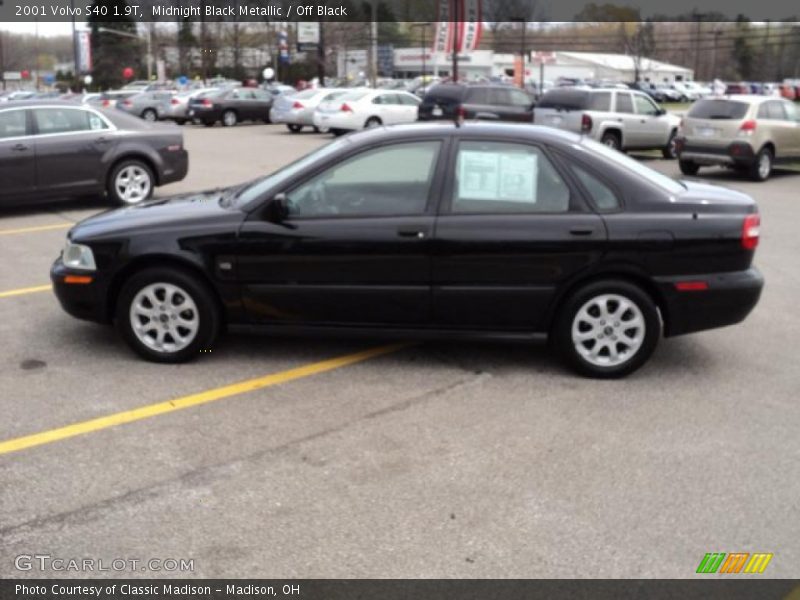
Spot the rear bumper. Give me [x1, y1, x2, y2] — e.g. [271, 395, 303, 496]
[656, 267, 764, 337]
[676, 139, 757, 166]
[159, 149, 189, 185]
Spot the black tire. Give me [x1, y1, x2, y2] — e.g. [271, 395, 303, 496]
[364, 117, 382, 129]
[662, 130, 678, 159]
[221, 110, 238, 127]
[748, 146, 773, 182]
[554, 280, 660, 378]
[331, 128, 346, 137]
[141, 108, 157, 122]
[286, 123, 303, 133]
[679, 159, 700, 176]
[203, 121, 215, 127]
[600, 131, 621, 151]
[107, 159, 155, 207]
[175, 119, 187, 126]
[116, 267, 220, 364]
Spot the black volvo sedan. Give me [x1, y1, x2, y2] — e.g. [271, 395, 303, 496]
[51, 123, 763, 377]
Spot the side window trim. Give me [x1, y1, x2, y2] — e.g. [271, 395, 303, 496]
[282, 138, 449, 220]
[439, 138, 588, 216]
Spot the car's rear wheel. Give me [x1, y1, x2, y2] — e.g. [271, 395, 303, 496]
[679, 159, 700, 176]
[287, 124, 303, 133]
[600, 131, 621, 151]
[554, 280, 660, 378]
[331, 128, 346, 137]
[108, 159, 154, 206]
[222, 110, 238, 127]
[141, 108, 157, 122]
[749, 147, 773, 182]
[116, 267, 220, 363]
[662, 130, 678, 159]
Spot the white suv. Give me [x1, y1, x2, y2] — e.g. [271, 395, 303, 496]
[534, 88, 682, 158]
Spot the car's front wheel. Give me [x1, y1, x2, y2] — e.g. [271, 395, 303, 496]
[287, 124, 303, 133]
[662, 130, 678, 159]
[141, 108, 157, 122]
[108, 159, 154, 206]
[554, 280, 660, 378]
[116, 267, 220, 363]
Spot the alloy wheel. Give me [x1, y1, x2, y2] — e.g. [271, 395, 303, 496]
[571, 293, 646, 368]
[115, 166, 151, 205]
[129, 282, 199, 354]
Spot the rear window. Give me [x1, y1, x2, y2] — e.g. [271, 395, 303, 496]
[537, 89, 589, 110]
[588, 92, 612, 111]
[688, 99, 749, 120]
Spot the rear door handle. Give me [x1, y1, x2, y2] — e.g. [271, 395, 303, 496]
[12, 143, 29, 152]
[95, 136, 110, 144]
[569, 228, 595, 236]
[397, 227, 427, 239]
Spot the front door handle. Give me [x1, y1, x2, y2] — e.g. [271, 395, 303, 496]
[397, 227, 427, 239]
[12, 143, 29, 152]
[569, 228, 595, 236]
[94, 136, 110, 144]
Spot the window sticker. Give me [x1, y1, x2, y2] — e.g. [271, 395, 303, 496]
[458, 150, 538, 203]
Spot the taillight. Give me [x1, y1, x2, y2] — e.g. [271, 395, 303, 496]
[122, 100, 132, 107]
[581, 113, 593, 133]
[742, 213, 760, 250]
[292, 101, 304, 109]
[456, 105, 466, 120]
[738, 119, 757, 136]
[102, 99, 110, 107]
[170, 98, 180, 105]
[202, 98, 213, 107]
[340, 103, 353, 113]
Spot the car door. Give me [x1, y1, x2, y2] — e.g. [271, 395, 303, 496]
[432, 139, 607, 331]
[236, 138, 447, 326]
[32, 107, 114, 196]
[0, 107, 35, 202]
[370, 93, 397, 124]
[613, 91, 643, 148]
[505, 88, 535, 122]
[632, 92, 671, 148]
[250, 89, 273, 121]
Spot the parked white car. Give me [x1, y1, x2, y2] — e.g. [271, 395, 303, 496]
[312, 89, 421, 135]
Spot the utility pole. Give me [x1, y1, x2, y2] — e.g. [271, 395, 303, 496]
[369, 0, 378, 86]
[450, 0, 459, 82]
[317, 22, 325, 82]
[410, 23, 431, 80]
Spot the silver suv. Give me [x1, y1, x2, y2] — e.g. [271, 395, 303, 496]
[534, 88, 682, 158]
[676, 95, 800, 181]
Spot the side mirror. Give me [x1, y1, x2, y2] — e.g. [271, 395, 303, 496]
[264, 193, 289, 223]
[656, 108, 666, 116]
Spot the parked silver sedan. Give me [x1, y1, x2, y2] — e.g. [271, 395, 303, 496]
[116, 91, 176, 122]
[157, 88, 216, 125]
[269, 88, 347, 133]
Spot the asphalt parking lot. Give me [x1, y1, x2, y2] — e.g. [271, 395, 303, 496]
[1, 123, 799, 578]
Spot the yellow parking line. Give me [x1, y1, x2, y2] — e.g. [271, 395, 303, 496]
[0, 223, 71, 236]
[0, 343, 409, 456]
[0, 284, 52, 299]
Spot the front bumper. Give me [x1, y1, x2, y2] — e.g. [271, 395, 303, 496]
[656, 267, 764, 337]
[51, 259, 112, 323]
[676, 139, 757, 167]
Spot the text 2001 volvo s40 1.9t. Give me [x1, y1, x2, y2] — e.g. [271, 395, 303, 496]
[51, 123, 763, 378]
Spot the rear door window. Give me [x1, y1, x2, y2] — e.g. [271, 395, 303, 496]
[615, 93, 634, 114]
[33, 108, 101, 135]
[587, 92, 611, 111]
[570, 165, 621, 211]
[451, 141, 570, 214]
[0, 109, 27, 138]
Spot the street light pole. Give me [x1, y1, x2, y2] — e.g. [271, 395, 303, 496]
[410, 23, 431, 80]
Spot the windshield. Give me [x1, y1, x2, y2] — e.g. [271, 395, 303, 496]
[232, 138, 352, 208]
[577, 138, 686, 194]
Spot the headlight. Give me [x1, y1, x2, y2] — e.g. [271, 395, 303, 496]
[62, 241, 97, 271]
